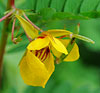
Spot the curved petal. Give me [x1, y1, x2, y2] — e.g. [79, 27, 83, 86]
[20, 50, 51, 88]
[64, 43, 80, 62]
[51, 39, 80, 62]
[43, 53, 55, 76]
[27, 37, 50, 50]
[47, 29, 72, 37]
[49, 37, 68, 55]
[51, 46, 61, 58]
[16, 15, 38, 39]
[51, 39, 70, 58]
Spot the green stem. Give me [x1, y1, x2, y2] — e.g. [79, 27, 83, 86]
[0, 0, 14, 88]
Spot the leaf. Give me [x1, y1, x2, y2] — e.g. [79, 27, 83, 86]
[38, 8, 56, 20]
[31, 0, 100, 20]
[64, 0, 83, 14]
[50, 0, 66, 12]
[52, 12, 89, 20]
[36, 0, 50, 12]
[81, 11, 100, 18]
[80, 0, 100, 12]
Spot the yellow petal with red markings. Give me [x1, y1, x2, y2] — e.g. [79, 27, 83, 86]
[20, 50, 53, 88]
[27, 37, 50, 50]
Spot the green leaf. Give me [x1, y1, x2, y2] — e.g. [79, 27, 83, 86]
[52, 12, 89, 20]
[81, 11, 100, 18]
[15, 0, 100, 20]
[80, 0, 100, 12]
[64, 0, 83, 14]
[50, 0, 66, 12]
[38, 8, 56, 20]
[32, 0, 100, 20]
[36, 0, 50, 12]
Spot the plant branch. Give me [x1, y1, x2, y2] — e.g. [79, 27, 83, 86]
[23, 13, 43, 32]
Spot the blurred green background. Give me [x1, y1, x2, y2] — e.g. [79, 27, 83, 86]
[0, 0, 100, 93]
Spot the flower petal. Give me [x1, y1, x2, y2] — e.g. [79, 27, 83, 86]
[27, 37, 50, 50]
[47, 29, 72, 37]
[20, 50, 51, 88]
[48, 37, 68, 55]
[43, 53, 55, 76]
[16, 15, 38, 39]
[64, 43, 80, 62]
[51, 39, 69, 58]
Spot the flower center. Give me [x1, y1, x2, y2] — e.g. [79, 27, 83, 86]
[35, 47, 50, 62]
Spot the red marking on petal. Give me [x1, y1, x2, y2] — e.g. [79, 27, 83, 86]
[59, 35, 66, 39]
[35, 50, 39, 56]
[41, 47, 50, 62]
[42, 50, 49, 62]
[41, 49, 47, 61]
[38, 48, 44, 58]
[37, 36, 45, 39]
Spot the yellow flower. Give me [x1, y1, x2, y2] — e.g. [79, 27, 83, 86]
[19, 29, 94, 87]
[19, 30, 71, 88]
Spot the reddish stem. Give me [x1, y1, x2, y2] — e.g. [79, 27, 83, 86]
[0, 0, 15, 88]
[0, 11, 13, 22]
[11, 18, 16, 41]
[25, 31, 32, 42]
[23, 13, 43, 32]
[10, 0, 15, 8]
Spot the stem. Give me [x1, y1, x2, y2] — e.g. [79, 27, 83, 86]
[11, 18, 16, 41]
[0, 11, 13, 22]
[0, 0, 15, 88]
[10, 0, 15, 8]
[23, 13, 43, 32]
[25, 31, 32, 42]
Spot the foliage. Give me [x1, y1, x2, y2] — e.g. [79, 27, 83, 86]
[0, 0, 100, 93]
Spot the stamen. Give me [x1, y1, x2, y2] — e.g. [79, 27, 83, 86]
[23, 13, 43, 32]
